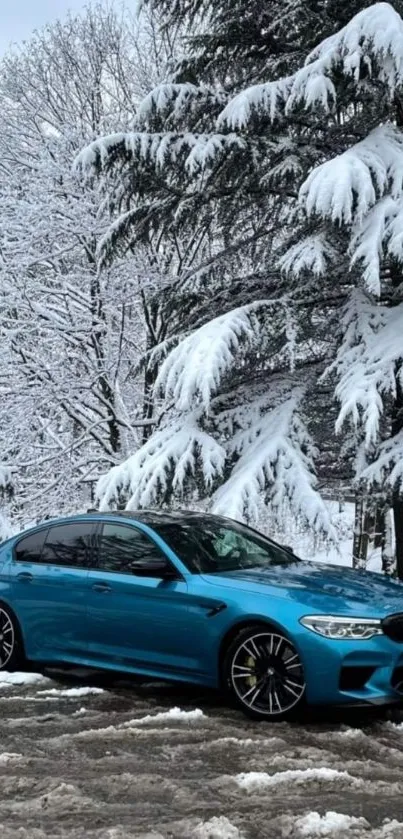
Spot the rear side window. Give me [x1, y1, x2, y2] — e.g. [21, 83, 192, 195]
[15, 529, 48, 563]
[97, 523, 165, 575]
[40, 523, 95, 569]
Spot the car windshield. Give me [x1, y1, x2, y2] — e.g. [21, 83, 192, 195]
[156, 519, 300, 574]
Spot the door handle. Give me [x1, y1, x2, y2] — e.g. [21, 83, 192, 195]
[92, 582, 111, 593]
[16, 572, 33, 583]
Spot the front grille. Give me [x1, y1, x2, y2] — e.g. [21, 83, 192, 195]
[382, 614, 403, 643]
[339, 666, 375, 691]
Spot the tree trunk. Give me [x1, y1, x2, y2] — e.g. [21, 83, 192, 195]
[141, 298, 164, 445]
[374, 505, 385, 549]
[90, 270, 121, 457]
[391, 96, 403, 577]
[352, 493, 370, 569]
[382, 508, 396, 576]
[142, 356, 158, 444]
[392, 361, 403, 579]
[359, 506, 371, 569]
[393, 496, 403, 579]
[352, 493, 363, 568]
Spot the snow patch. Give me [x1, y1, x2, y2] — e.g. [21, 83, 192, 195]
[0, 695, 60, 702]
[0, 671, 49, 690]
[72, 707, 88, 716]
[236, 767, 357, 792]
[335, 728, 367, 740]
[191, 816, 244, 838]
[63, 707, 206, 742]
[37, 687, 105, 698]
[207, 736, 285, 750]
[295, 811, 369, 836]
[0, 753, 24, 765]
[123, 707, 205, 725]
[385, 721, 403, 732]
[380, 823, 403, 836]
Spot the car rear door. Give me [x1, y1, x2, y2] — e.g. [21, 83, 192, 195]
[86, 521, 202, 677]
[10, 521, 96, 661]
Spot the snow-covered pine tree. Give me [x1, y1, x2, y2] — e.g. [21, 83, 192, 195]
[77, 0, 357, 538]
[214, 1, 403, 571]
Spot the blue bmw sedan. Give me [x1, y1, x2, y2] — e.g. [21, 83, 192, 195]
[1, 510, 403, 719]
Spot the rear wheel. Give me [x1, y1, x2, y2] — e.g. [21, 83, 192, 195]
[223, 624, 306, 720]
[0, 604, 25, 671]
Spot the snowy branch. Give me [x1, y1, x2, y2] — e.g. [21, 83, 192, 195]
[278, 233, 338, 277]
[299, 125, 403, 227]
[327, 291, 402, 447]
[74, 131, 246, 176]
[219, 3, 403, 128]
[96, 411, 226, 510]
[136, 82, 227, 125]
[155, 303, 272, 411]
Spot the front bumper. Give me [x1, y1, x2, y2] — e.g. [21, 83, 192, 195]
[296, 625, 403, 707]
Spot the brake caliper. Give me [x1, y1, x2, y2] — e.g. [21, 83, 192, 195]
[245, 654, 257, 687]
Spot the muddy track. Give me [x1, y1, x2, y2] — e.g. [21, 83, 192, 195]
[1, 668, 403, 838]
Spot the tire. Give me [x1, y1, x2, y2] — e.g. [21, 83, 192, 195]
[223, 623, 306, 721]
[0, 603, 25, 672]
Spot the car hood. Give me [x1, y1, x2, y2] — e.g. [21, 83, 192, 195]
[200, 561, 403, 616]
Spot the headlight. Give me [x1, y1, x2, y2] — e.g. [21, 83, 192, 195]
[300, 615, 383, 640]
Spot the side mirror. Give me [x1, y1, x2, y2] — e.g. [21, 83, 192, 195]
[131, 557, 178, 579]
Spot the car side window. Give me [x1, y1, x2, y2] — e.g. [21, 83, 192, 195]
[40, 523, 95, 569]
[97, 523, 167, 576]
[14, 529, 49, 563]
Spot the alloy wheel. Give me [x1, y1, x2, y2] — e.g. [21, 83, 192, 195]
[0, 608, 15, 669]
[230, 631, 305, 716]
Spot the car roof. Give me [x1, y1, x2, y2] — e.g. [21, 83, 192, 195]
[85, 510, 226, 526]
[16, 510, 229, 538]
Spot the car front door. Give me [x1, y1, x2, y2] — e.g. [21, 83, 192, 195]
[10, 522, 96, 661]
[86, 521, 202, 678]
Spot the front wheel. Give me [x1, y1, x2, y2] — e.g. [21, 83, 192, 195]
[223, 625, 306, 720]
[0, 604, 25, 671]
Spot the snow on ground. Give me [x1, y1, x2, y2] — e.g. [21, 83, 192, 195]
[1, 666, 403, 838]
[295, 810, 369, 836]
[191, 816, 244, 838]
[38, 686, 105, 698]
[122, 707, 205, 725]
[292, 815, 403, 837]
[0, 670, 50, 689]
[235, 767, 358, 792]
[0, 753, 25, 765]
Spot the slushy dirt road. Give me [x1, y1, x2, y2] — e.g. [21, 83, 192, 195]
[1, 668, 403, 839]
